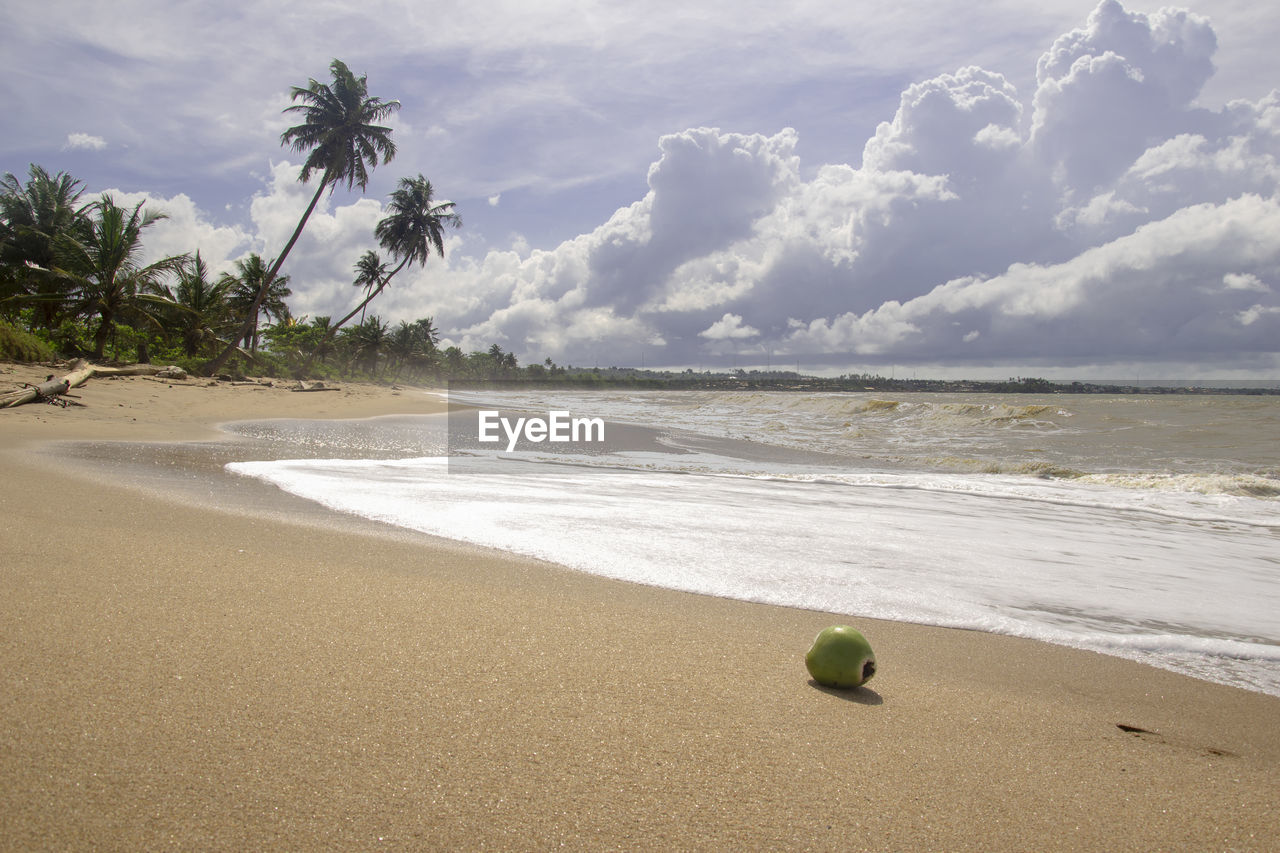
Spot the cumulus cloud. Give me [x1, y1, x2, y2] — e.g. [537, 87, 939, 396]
[700, 313, 759, 341]
[393, 0, 1277, 372]
[64, 133, 106, 151]
[784, 194, 1280, 361]
[1030, 0, 1219, 195]
[96, 188, 250, 269]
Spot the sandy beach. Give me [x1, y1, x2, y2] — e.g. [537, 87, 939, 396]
[2, 362, 1278, 851]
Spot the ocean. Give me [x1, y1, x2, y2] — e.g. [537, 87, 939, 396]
[225, 388, 1280, 697]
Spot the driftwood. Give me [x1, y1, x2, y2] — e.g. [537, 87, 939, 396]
[0, 360, 188, 409]
[292, 380, 340, 393]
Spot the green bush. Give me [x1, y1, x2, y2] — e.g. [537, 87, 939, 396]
[0, 321, 56, 362]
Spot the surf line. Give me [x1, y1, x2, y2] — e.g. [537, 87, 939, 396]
[476, 410, 605, 452]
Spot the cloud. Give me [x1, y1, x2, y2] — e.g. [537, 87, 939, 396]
[784, 194, 1280, 362]
[395, 0, 1279, 371]
[95, 188, 250, 269]
[699, 313, 759, 340]
[1223, 272, 1270, 293]
[1029, 0, 1218, 195]
[64, 133, 106, 151]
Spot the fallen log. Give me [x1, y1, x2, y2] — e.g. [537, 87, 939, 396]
[0, 360, 186, 409]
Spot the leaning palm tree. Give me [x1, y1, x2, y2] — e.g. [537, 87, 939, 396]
[351, 249, 390, 324]
[331, 174, 460, 336]
[202, 58, 399, 375]
[306, 175, 459, 365]
[55, 195, 186, 359]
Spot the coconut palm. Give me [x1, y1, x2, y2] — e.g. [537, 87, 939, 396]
[0, 165, 93, 325]
[154, 252, 233, 357]
[223, 253, 291, 353]
[344, 314, 389, 375]
[203, 58, 399, 375]
[308, 174, 459, 364]
[55, 194, 186, 359]
[442, 345, 465, 376]
[387, 316, 440, 379]
[351, 249, 390, 324]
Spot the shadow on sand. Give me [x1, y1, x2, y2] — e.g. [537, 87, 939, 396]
[808, 680, 884, 705]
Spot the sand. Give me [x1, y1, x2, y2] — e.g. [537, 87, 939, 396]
[2, 361, 1278, 851]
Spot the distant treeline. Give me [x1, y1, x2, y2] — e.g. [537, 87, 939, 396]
[451, 370, 1280, 395]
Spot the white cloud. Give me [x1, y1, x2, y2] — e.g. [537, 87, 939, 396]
[1030, 0, 1218, 195]
[1237, 304, 1280, 326]
[403, 1, 1280, 370]
[1224, 272, 1269, 293]
[784, 194, 1280, 361]
[699, 313, 760, 340]
[95, 188, 250, 270]
[64, 133, 106, 151]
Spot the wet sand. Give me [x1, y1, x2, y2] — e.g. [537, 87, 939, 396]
[2, 362, 1278, 850]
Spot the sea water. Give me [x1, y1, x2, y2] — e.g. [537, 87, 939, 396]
[225, 389, 1280, 696]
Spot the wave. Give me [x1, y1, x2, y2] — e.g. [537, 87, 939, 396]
[912, 456, 1280, 498]
[667, 391, 1062, 427]
[1080, 471, 1280, 499]
[448, 387, 1279, 502]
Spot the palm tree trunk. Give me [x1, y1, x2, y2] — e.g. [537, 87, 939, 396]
[201, 178, 329, 375]
[92, 312, 113, 360]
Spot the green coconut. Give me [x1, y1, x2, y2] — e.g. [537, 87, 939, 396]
[805, 625, 877, 688]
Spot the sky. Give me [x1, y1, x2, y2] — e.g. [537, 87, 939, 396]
[3, 0, 1279, 378]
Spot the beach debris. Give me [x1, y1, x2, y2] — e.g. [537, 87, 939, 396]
[292, 380, 340, 392]
[805, 625, 877, 689]
[0, 359, 186, 409]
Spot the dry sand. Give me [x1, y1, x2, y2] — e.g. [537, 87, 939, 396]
[2, 361, 1278, 851]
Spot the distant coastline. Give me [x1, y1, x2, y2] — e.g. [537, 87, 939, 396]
[451, 371, 1280, 395]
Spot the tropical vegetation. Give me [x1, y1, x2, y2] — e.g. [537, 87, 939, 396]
[0, 59, 538, 384]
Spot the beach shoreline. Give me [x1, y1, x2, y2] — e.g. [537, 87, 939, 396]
[2, 362, 1279, 850]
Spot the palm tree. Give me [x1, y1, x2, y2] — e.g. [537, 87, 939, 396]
[413, 316, 440, 350]
[55, 195, 186, 359]
[202, 58, 399, 375]
[344, 315, 389, 375]
[442, 345, 465, 377]
[0, 165, 93, 326]
[307, 315, 336, 365]
[387, 316, 440, 379]
[351, 250, 390, 324]
[307, 174, 459, 366]
[155, 252, 232, 357]
[223, 253, 291, 353]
